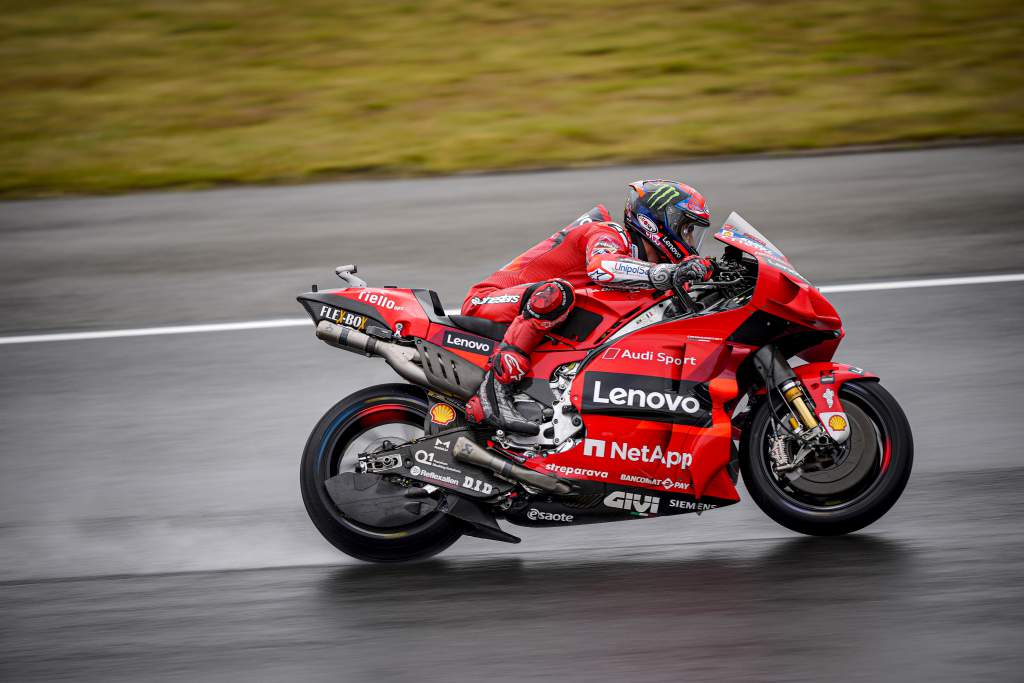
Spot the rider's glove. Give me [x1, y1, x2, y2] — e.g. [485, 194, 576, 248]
[648, 256, 714, 291]
[677, 256, 714, 284]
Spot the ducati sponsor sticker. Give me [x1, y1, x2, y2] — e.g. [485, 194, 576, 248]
[820, 411, 851, 443]
[668, 498, 717, 512]
[822, 388, 835, 408]
[414, 448, 458, 473]
[429, 403, 457, 426]
[603, 490, 660, 515]
[583, 438, 692, 470]
[462, 475, 494, 495]
[619, 473, 691, 490]
[581, 371, 712, 427]
[600, 347, 696, 368]
[828, 414, 847, 431]
[607, 260, 649, 278]
[527, 508, 574, 523]
[442, 330, 494, 356]
[409, 464, 460, 487]
[318, 305, 367, 330]
[544, 463, 609, 479]
[356, 290, 402, 310]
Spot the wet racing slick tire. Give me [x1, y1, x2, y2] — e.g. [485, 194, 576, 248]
[300, 384, 463, 562]
[741, 380, 913, 536]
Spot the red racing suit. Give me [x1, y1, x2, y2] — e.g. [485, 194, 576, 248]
[462, 204, 657, 323]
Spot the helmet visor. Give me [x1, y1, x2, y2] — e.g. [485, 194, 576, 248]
[678, 222, 709, 252]
[665, 203, 710, 253]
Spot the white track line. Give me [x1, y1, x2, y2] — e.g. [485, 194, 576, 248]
[819, 272, 1024, 293]
[1, 272, 1022, 346]
[0, 319, 307, 345]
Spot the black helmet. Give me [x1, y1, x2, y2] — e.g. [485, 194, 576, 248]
[623, 180, 711, 262]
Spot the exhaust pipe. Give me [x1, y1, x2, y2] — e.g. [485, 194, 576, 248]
[316, 320, 428, 388]
[454, 437, 572, 494]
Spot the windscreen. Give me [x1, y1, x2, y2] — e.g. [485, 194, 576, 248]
[714, 212, 808, 283]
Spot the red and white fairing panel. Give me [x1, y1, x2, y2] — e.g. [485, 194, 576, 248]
[524, 326, 743, 505]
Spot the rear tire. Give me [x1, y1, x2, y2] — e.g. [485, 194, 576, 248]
[740, 380, 913, 536]
[300, 384, 463, 562]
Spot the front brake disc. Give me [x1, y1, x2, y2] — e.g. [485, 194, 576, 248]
[788, 402, 877, 497]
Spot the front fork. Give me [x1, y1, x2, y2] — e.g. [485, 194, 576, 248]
[752, 345, 839, 474]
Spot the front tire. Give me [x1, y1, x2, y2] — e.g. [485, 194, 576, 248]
[300, 384, 463, 562]
[741, 380, 913, 536]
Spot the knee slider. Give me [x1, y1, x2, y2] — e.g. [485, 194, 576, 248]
[522, 279, 574, 324]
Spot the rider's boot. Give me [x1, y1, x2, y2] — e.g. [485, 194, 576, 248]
[467, 364, 539, 436]
[466, 280, 575, 436]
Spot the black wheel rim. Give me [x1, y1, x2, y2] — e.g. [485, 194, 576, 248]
[315, 397, 441, 538]
[757, 388, 893, 512]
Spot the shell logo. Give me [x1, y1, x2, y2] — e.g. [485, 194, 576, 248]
[828, 415, 848, 432]
[430, 403, 456, 426]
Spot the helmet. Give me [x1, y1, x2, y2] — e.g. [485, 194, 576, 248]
[623, 180, 711, 262]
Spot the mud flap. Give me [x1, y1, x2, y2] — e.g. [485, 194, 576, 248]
[325, 472, 439, 528]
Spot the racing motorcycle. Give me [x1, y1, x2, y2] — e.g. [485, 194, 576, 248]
[297, 213, 913, 562]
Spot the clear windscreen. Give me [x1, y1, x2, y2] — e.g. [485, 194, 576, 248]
[716, 213, 784, 257]
[714, 212, 808, 282]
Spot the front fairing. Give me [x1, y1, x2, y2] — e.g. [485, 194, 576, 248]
[716, 213, 842, 334]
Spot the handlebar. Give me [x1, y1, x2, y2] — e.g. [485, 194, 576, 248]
[687, 276, 746, 291]
[670, 278, 699, 315]
[671, 274, 752, 314]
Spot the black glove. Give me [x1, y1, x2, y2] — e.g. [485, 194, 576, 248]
[648, 257, 714, 291]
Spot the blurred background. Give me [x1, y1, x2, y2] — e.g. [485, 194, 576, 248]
[1, 1, 1023, 681]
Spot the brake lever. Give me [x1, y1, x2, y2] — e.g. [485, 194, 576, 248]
[671, 279, 699, 314]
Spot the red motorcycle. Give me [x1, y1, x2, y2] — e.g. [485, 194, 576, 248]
[298, 213, 913, 562]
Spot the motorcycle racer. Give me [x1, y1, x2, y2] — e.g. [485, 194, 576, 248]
[463, 180, 715, 435]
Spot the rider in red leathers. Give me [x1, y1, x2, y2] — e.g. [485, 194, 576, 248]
[464, 180, 716, 435]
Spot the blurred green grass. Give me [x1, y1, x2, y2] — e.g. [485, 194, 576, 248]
[1, 0, 1022, 196]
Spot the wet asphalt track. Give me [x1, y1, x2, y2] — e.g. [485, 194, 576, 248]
[2, 144, 1024, 681]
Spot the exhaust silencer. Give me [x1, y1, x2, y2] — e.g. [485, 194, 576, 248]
[316, 320, 428, 388]
[454, 437, 572, 494]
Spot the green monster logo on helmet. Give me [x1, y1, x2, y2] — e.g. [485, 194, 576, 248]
[646, 184, 681, 210]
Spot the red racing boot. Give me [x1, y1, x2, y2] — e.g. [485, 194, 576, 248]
[466, 280, 575, 436]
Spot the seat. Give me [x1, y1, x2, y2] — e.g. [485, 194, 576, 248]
[448, 315, 509, 341]
[411, 289, 509, 341]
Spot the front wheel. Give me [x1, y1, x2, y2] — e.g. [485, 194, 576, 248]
[740, 380, 913, 536]
[300, 383, 463, 562]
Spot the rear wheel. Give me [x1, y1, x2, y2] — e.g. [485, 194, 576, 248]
[740, 380, 913, 536]
[300, 384, 463, 562]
